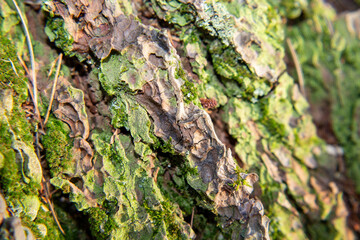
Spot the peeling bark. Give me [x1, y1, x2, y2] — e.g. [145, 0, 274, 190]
[1, 0, 359, 239]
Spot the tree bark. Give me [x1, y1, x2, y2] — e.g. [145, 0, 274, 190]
[0, 0, 359, 239]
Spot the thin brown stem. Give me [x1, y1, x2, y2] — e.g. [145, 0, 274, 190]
[18, 54, 42, 128]
[47, 55, 60, 78]
[42, 176, 66, 235]
[190, 207, 195, 228]
[44, 54, 63, 125]
[286, 38, 305, 96]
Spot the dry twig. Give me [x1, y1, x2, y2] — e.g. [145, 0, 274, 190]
[16, 53, 29, 73]
[47, 55, 60, 78]
[41, 176, 66, 235]
[286, 38, 305, 96]
[190, 207, 195, 228]
[44, 54, 63, 125]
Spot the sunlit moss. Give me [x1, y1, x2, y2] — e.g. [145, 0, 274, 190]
[0, 30, 63, 239]
[87, 207, 117, 240]
[41, 116, 73, 177]
[44, 17, 74, 57]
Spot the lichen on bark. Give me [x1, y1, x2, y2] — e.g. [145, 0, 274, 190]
[42, 0, 271, 238]
[1, 0, 359, 239]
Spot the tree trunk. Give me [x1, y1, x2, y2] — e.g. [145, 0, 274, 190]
[0, 0, 359, 239]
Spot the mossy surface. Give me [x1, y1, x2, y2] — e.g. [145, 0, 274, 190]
[86, 207, 117, 240]
[5, 0, 356, 239]
[0, 31, 65, 239]
[44, 17, 74, 57]
[109, 91, 153, 144]
[88, 131, 194, 239]
[288, 9, 360, 193]
[181, 78, 198, 104]
[80, 45, 212, 238]
[150, 0, 353, 239]
[0, 0, 28, 56]
[42, 116, 74, 177]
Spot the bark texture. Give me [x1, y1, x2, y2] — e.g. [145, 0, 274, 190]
[0, 0, 359, 239]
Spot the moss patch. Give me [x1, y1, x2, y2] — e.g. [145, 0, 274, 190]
[41, 116, 74, 177]
[0, 30, 63, 239]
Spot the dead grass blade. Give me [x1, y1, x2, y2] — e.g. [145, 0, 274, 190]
[42, 176, 66, 235]
[190, 207, 195, 228]
[1, 58, 19, 76]
[44, 53, 63, 125]
[47, 55, 60, 78]
[286, 38, 305, 96]
[17, 54, 43, 128]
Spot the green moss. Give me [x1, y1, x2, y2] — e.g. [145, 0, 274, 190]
[0, 33, 28, 102]
[287, 8, 360, 192]
[150, 0, 195, 27]
[0, 30, 64, 240]
[41, 116, 73, 177]
[41, 0, 355, 238]
[267, 0, 310, 19]
[307, 221, 337, 240]
[258, 96, 289, 140]
[87, 130, 195, 239]
[0, 145, 38, 203]
[53, 205, 88, 240]
[44, 17, 74, 57]
[267, 211, 286, 240]
[21, 206, 67, 240]
[174, 66, 199, 104]
[191, 214, 220, 240]
[0, 31, 39, 197]
[110, 92, 153, 144]
[110, 97, 129, 129]
[258, 167, 281, 206]
[181, 79, 198, 104]
[180, 29, 209, 80]
[209, 40, 254, 82]
[144, 200, 182, 239]
[152, 137, 176, 155]
[230, 166, 251, 191]
[0, 0, 28, 56]
[259, 116, 286, 140]
[87, 207, 117, 240]
[266, 202, 306, 239]
[151, 141, 215, 235]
